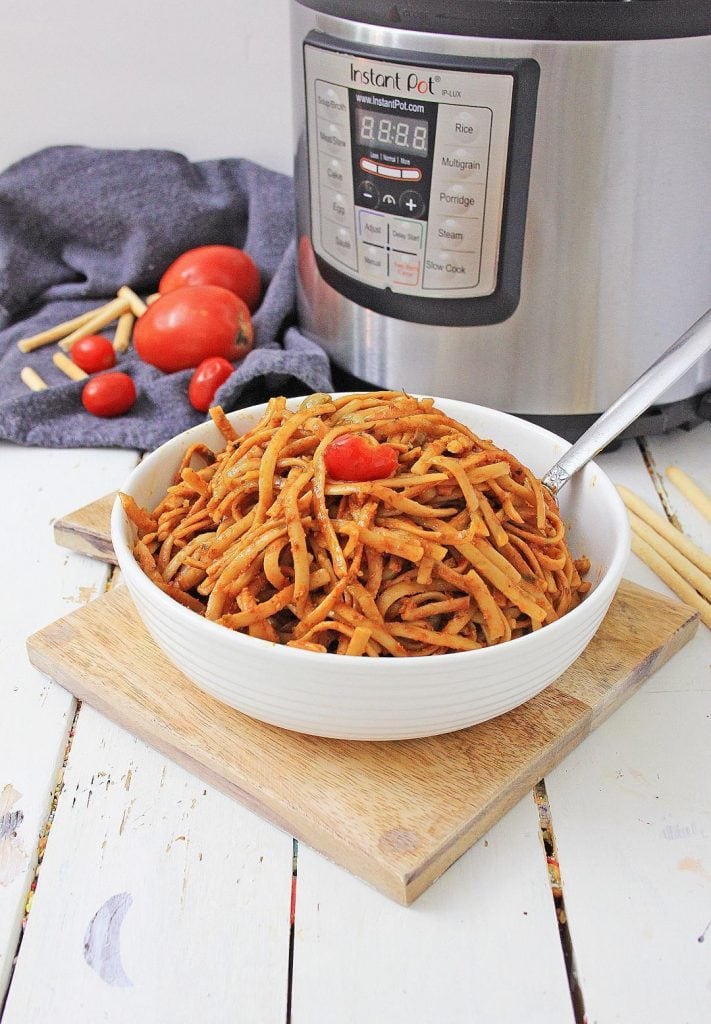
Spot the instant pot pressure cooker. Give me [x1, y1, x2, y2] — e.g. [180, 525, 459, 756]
[291, 1, 711, 438]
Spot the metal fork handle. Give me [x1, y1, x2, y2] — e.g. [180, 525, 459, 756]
[541, 308, 711, 496]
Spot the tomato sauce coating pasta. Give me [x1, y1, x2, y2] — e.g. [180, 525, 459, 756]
[121, 392, 590, 656]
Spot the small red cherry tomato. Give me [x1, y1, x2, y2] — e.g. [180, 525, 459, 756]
[71, 334, 116, 374]
[81, 372, 136, 418]
[324, 433, 399, 481]
[134, 285, 253, 373]
[188, 356, 234, 412]
[159, 245, 262, 311]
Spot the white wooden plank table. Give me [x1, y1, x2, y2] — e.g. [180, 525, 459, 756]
[0, 425, 709, 1024]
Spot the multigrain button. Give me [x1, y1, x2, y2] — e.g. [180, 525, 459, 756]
[358, 210, 387, 244]
[390, 252, 420, 287]
[423, 250, 480, 290]
[317, 120, 348, 158]
[437, 146, 488, 183]
[315, 82, 348, 126]
[429, 215, 482, 253]
[431, 182, 485, 218]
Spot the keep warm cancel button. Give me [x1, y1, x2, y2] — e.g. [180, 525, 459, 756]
[423, 250, 479, 290]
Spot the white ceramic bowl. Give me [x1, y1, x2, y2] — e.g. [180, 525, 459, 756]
[111, 396, 630, 741]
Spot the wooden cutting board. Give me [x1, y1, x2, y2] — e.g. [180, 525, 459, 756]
[27, 569, 697, 904]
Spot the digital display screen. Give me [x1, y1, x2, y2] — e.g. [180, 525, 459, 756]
[355, 109, 428, 158]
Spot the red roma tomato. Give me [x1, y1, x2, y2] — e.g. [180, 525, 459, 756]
[159, 245, 261, 311]
[188, 356, 234, 412]
[82, 372, 136, 418]
[71, 334, 116, 374]
[324, 433, 398, 481]
[133, 285, 253, 373]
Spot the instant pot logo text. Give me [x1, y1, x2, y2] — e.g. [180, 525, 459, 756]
[350, 63, 434, 96]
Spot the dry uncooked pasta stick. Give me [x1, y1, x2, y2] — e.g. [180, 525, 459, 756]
[629, 511, 711, 603]
[618, 484, 711, 576]
[52, 351, 88, 382]
[117, 285, 148, 317]
[122, 393, 590, 657]
[113, 311, 135, 353]
[666, 466, 711, 523]
[20, 366, 47, 391]
[631, 534, 711, 629]
[17, 304, 112, 353]
[58, 296, 131, 351]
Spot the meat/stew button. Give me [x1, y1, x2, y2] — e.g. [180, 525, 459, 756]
[422, 250, 480, 290]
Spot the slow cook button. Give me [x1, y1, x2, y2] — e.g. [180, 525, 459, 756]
[315, 81, 349, 126]
[358, 210, 387, 244]
[320, 219, 357, 270]
[359, 243, 387, 281]
[317, 120, 348, 158]
[390, 252, 420, 287]
[431, 182, 485, 219]
[423, 250, 479, 290]
[429, 215, 482, 253]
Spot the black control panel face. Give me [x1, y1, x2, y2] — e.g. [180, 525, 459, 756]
[303, 36, 539, 324]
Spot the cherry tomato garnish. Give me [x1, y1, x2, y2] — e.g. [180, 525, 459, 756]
[188, 356, 234, 412]
[71, 334, 116, 374]
[159, 245, 261, 312]
[81, 372, 136, 418]
[324, 433, 399, 481]
[134, 285, 253, 373]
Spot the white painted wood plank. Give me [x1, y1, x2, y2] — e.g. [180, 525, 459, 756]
[292, 797, 575, 1024]
[547, 429, 711, 1023]
[0, 444, 137, 999]
[3, 704, 293, 1024]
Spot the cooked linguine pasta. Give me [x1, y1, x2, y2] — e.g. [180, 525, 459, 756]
[121, 392, 590, 656]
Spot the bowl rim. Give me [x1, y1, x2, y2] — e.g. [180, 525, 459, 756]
[111, 394, 631, 670]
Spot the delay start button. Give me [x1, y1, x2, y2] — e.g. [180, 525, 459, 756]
[422, 250, 480, 290]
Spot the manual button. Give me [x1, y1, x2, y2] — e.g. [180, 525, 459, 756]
[359, 242, 387, 281]
[423, 250, 480, 290]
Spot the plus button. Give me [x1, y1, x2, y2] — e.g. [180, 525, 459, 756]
[398, 190, 425, 219]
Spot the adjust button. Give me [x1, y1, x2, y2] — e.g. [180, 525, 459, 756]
[358, 210, 387, 245]
[398, 190, 426, 218]
[423, 250, 480, 290]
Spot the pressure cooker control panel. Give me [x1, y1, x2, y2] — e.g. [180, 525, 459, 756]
[303, 36, 539, 326]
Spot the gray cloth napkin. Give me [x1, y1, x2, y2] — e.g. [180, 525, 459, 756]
[0, 146, 333, 449]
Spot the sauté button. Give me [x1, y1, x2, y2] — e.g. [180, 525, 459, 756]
[398, 190, 426, 218]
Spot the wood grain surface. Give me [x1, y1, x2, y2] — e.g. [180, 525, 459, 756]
[53, 491, 118, 564]
[25, 578, 697, 904]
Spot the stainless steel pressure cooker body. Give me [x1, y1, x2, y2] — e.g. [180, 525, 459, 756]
[291, 1, 711, 437]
